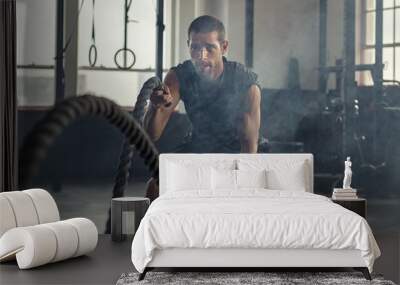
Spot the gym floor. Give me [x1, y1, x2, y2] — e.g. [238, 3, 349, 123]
[1, 182, 399, 284]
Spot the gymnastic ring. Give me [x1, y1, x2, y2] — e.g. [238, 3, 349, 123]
[89, 44, 98, 67]
[114, 48, 136, 70]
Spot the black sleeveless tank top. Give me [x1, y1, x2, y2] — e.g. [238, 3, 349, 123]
[172, 57, 259, 153]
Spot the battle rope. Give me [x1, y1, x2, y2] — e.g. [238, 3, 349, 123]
[111, 76, 162, 200]
[19, 94, 159, 191]
[102, 77, 162, 233]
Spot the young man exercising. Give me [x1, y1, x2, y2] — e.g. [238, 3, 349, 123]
[144, 15, 261, 154]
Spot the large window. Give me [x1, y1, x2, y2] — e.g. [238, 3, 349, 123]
[360, 0, 400, 84]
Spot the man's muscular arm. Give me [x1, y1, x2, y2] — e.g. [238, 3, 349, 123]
[143, 70, 180, 141]
[239, 84, 261, 153]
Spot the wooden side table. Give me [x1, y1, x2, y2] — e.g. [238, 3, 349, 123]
[111, 197, 150, 242]
[331, 198, 367, 218]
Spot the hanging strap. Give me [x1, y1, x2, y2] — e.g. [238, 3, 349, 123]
[89, 0, 97, 67]
[91, 0, 96, 44]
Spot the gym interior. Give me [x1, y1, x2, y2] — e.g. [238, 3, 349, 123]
[1, 0, 399, 284]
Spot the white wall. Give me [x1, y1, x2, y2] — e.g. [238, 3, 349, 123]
[16, 0, 56, 66]
[77, 0, 163, 69]
[77, 0, 172, 106]
[325, 0, 368, 88]
[171, 0, 321, 90]
[227, 0, 245, 64]
[171, 0, 244, 65]
[16, 0, 56, 106]
[16, 0, 171, 106]
[173, 0, 195, 64]
[326, 0, 344, 89]
[253, 0, 320, 90]
[16, 0, 348, 106]
[326, 0, 344, 67]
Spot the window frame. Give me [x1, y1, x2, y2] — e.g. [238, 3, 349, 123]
[359, 0, 400, 84]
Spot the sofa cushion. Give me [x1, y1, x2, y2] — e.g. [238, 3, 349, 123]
[0, 189, 60, 238]
[0, 218, 97, 269]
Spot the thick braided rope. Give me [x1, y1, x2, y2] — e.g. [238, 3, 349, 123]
[112, 77, 162, 198]
[19, 94, 159, 188]
[132, 76, 162, 123]
[105, 77, 161, 233]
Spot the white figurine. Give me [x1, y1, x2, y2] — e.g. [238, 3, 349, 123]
[343, 156, 352, 189]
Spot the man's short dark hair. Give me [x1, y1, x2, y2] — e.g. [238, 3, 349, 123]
[188, 15, 226, 41]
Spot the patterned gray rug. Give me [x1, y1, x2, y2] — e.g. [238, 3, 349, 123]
[116, 272, 396, 285]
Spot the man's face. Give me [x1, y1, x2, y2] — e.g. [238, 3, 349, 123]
[188, 31, 228, 81]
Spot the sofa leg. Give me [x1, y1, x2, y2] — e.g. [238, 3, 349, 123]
[354, 267, 371, 280]
[138, 268, 148, 281]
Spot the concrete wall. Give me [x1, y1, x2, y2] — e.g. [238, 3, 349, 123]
[16, 0, 172, 106]
[171, 0, 321, 90]
[16, 0, 56, 106]
[17, 0, 348, 106]
[253, 0, 319, 90]
[76, 0, 173, 106]
[326, 0, 344, 89]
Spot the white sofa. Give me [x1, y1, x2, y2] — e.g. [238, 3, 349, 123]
[0, 189, 98, 269]
[132, 153, 380, 280]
